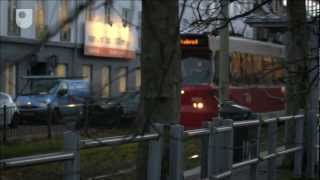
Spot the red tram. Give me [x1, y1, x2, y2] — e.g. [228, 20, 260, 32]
[180, 34, 286, 128]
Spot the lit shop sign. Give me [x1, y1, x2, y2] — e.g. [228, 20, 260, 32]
[84, 21, 135, 59]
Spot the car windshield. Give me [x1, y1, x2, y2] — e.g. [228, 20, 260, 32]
[182, 57, 212, 84]
[22, 80, 60, 95]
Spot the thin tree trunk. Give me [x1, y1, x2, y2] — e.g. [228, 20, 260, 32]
[136, 0, 180, 180]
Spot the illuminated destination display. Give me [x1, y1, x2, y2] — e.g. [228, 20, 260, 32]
[180, 39, 199, 46]
[180, 34, 208, 48]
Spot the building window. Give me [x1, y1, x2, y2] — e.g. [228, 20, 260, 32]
[135, 68, 141, 90]
[5, 64, 16, 97]
[122, 8, 131, 27]
[86, 1, 93, 21]
[138, 11, 141, 48]
[7, 0, 20, 36]
[60, 0, 71, 42]
[118, 67, 127, 94]
[55, 64, 67, 77]
[105, 1, 112, 24]
[36, 0, 46, 39]
[101, 66, 111, 97]
[82, 65, 92, 81]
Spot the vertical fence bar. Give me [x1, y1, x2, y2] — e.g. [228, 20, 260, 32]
[293, 115, 304, 177]
[47, 104, 52, 139]
[64, 131, 80, 180]
[147, 124, 163, 180]
[3, 105, 7, 143]
[306, 111, 317, 178]
[250, 116, 262, 180]
[208, 119, 233, 180]
[169, 124, 184, 180]
[200, 122, 210, 179]
[207, 121, 215, 178]
[267, 118, 277, 180]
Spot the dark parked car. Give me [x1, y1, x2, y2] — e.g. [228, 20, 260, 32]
[88, 91, 140, 127]
[220, 100, 258, 163]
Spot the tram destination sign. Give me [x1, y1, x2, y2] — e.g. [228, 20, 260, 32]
[180, 34, 209, 48]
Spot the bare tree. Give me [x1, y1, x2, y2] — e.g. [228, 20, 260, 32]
[136, 0, 180, 179]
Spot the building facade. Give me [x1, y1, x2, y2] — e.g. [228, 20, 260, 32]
[0, 0, 142, 98]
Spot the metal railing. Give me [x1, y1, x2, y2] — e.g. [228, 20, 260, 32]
[168, 114, 307, 180]
[0, 115, 319, 180]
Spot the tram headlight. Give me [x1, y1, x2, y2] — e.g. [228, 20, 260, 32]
[193, 102, 204, 109]
[197, 102, 204, 109]
[181, 90, 185, 95]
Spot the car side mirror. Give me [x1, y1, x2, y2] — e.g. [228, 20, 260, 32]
[58, 89, 68, 96]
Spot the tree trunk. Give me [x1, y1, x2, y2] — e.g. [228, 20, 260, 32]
[136, 0, 180, 180]
[285, 0, 309, 168]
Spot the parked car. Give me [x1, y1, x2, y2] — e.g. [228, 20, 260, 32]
[88, 91, 140, 127]
[0, 92, 19, 128]
[15, 76, 90, 124]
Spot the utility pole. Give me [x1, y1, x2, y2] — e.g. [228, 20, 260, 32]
[219, 0, 230, 115]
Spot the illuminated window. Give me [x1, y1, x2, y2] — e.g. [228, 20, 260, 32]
[60, 0, 71, 41]
[36, 0, 46, 39]
[55, 64, 67, 77]
[5, 64, 16, 97]
[118, 67, 127, 93]
[135, 68, 141, 90]
[82, 65, 92, 81]
[7, 0, 20, 36]
[101, 66, 111, 97]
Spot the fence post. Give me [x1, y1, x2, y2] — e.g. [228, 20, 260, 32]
[293, 115, 304, 177]
[200, 121, 210, 179]
[267, 117, 278, 180]
[208, 119, 233, 180]
[169, 124, 184, 180]
[64, 131, 80, 180]
[3, 105, 7, 143]
[249, 115, 262, 180]
[147, 123, 163, 180]
[306, 111, 317, 178]
[47, 104, 52, 139]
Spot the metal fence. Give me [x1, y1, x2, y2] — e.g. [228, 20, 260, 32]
[0, 115, 319, 180]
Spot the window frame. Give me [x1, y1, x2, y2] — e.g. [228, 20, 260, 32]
[7, 0, 20, 36]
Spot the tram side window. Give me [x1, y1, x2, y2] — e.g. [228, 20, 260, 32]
[229, 52, 285, 85]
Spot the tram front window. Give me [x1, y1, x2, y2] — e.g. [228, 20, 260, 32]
[182, 57, 212, 85]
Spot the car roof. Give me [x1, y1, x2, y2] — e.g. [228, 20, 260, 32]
[0, 92, 11, 99]
[0, 92, 10, 97]
[22, 76, 85, 80]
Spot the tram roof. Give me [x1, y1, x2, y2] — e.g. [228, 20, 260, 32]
[209, 36, 285, 58]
